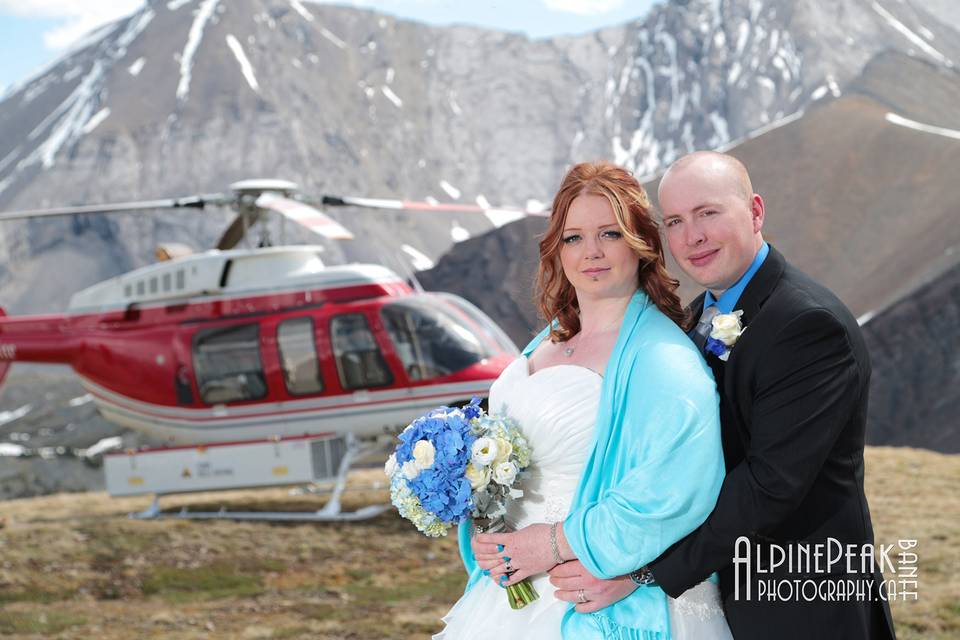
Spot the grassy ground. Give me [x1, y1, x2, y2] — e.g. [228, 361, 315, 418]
[0, 447, 956, 639]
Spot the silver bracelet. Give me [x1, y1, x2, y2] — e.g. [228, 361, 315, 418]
[550, 522, 564, 565]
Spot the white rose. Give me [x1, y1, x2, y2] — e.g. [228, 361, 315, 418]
[492, 461, 518, 486]
[493, 438, 513, 464]
[464, 463, 491, 490]
[401, 459, 421, 480]
[412, 439, 436, 470]
[471, 437, 498, 466]
[710, 311, 744, 344]
[384, 453, 398, 477]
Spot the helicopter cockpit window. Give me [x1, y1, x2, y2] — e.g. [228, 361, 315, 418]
[277, 318, 324, 396]
[330, 314, 392, 390]
[381, 298, 492, 380]
[193, 323, 268, 404]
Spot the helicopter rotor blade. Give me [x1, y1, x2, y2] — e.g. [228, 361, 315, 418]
[319, 195, 550, 218]
[216, 214, 255, 251]
[0, 194, 232, 221]
[256, 193, 354, 240]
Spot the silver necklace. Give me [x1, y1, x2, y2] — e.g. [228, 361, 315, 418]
[563, 317, 621, 357]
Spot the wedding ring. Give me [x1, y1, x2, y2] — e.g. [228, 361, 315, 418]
[577, 588, 587, 603]
[504, 562, 513, 573]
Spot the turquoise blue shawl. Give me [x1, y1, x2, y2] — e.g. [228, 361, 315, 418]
[457, 290, 724, 639]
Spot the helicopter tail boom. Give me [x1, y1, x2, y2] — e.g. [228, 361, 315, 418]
[0, 307, 7, 386]
[0, 307, 84, 375]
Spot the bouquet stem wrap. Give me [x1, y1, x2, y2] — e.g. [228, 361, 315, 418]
[476, 517, 539, 610]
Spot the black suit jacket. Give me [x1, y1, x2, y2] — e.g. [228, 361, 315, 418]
[649, 247, 896, 639]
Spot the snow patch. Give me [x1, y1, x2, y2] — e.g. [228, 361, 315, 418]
[81, 107, 111, 134]
[226, 34, 260, 93]
[448, 91, 462, 116]
[381, 86, 403, 108]
[0, 405, 31, 427]
[718, 110, 805, 152]
[81, 436, 123, 459]
[886, 112, 960, 141]
[439, 180, 461, 200]
[401, 245, 434, 271]
[0, 443, 27, 457]
[871, 2, 953, 67]
[0, 146, 21, 173]
[177, 0, 221, 101]
[386, 67, 395, 83]
[450, 221, 470, 243]
[128, 57, 146, 76]
[319, 27, 346, 49]
[167, 0, 193, 9]
[289, 0, 315, 21]
[69, 393, 94, 407]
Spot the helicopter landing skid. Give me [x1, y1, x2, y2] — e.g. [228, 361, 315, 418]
[128, 434, 389, 522]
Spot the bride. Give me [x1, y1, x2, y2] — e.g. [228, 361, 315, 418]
[434, 162, 732, 639]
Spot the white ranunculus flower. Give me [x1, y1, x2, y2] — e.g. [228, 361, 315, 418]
[402, 459, 421, 480]
[471, 437, 498, 466]
[384, 453, 398, 477]
[493, 437, 513, 464]
[492, 461, 518, 486]
[465, 462, 491, 490]
[412, 439, 436, 470]
[711, 311, 744, 344]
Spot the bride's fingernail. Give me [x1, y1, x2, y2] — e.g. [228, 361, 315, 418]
[483, 570, 490, 575]
[497, 544, 504, 552]
[503, 557, 511, 562]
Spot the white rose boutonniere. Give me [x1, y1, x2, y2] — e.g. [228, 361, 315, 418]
[706, 310, 745, 362]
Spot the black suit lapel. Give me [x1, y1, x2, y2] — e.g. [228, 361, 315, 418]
[730, 244, 786, 328]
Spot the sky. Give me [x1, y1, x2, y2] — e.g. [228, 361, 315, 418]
[0, 0, 662, 92]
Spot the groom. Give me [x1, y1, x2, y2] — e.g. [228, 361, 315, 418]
[549, 152, 896, 639]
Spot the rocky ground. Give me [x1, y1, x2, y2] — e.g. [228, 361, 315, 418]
[0, 364, 161, 501]
[0, 449, 956, 639]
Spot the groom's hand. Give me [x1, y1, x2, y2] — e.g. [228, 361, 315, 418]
[549, 560, 637, 613]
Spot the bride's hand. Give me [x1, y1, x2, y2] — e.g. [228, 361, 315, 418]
[477, 523, 557, 587]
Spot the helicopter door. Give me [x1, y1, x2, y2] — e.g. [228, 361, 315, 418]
[329, 313, 393, 390]
[192, 323, 268, 404]
[275, 317, 325, 396]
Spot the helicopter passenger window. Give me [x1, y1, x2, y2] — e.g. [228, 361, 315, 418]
[277, 318, 324, 395]
[193, 324, 268, 404]
[381, 298, 492, 380]
[330, 314, 392, 389]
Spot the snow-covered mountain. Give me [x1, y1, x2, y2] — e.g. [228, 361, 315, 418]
[0, 0, 957, 313]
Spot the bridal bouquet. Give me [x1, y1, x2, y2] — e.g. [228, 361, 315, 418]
[385, 397, 539, 609]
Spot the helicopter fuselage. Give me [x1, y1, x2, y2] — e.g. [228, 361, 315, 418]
[0, 246, 518, 444]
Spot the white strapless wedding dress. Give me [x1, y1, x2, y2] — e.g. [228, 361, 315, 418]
[434, 357, 731, 639]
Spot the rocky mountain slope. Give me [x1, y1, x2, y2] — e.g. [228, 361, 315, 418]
[0, 0, 957, 314]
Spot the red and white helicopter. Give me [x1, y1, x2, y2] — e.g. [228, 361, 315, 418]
[0, 180, 546, 519]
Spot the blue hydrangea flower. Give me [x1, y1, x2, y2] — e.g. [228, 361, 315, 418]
[705, 336, 728, 358]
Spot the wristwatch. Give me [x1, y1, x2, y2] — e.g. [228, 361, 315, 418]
[629, 566, 655, 586]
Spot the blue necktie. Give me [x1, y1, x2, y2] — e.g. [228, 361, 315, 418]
[691, 305, 719, 352]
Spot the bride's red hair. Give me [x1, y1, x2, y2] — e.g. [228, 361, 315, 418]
[536, 161, 688, 341]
